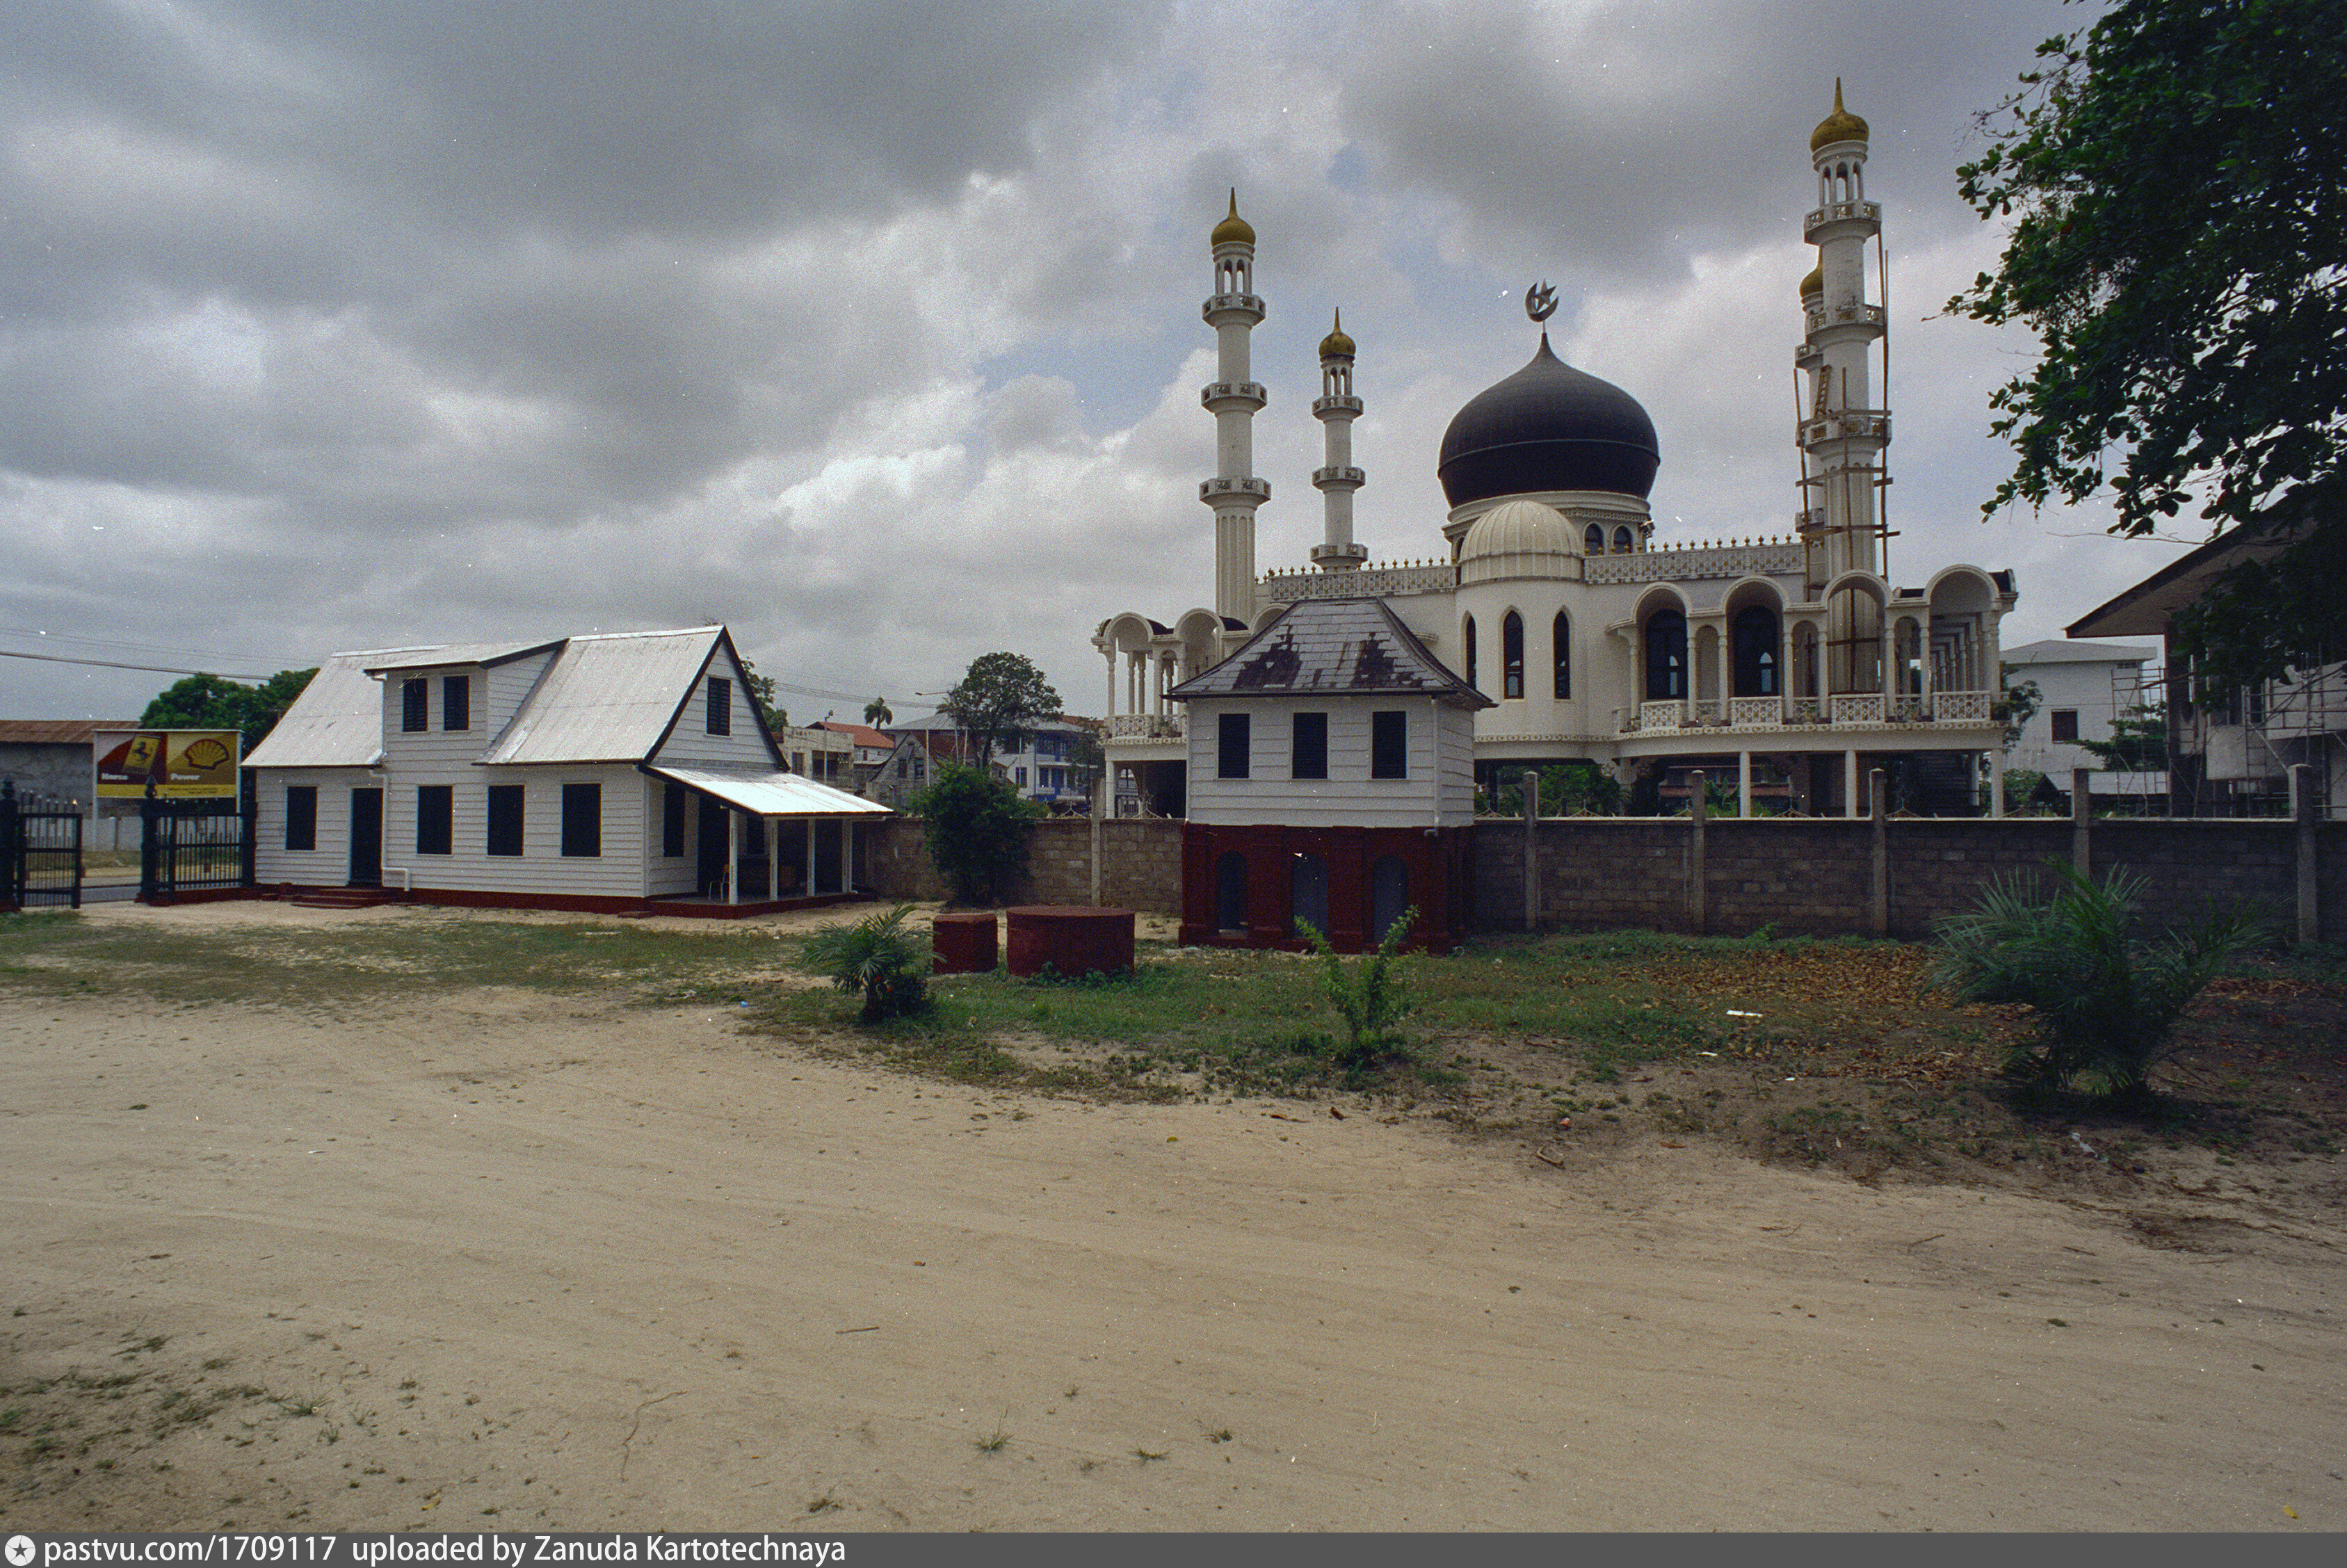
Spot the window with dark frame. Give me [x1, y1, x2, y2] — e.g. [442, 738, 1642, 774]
[284, 786, 316, 852]
[2050, 709, 2080, 743]
[1217, 711, 1250, 779]
[487, 784, 525, 857]
[662, 782, 686, 858]
[442, 674, 470, 732]
[1502, 612, 1524, 699]
[416, 785, 453, 855]
[1291, 712, 1328, 779]
[1462, 615, 1478, 690]
[561, 782, 602, 857]
[1553, 611, 1571, 698]
[1370, 710, 1407, 779]
[707, 677, 731, 735]
[401, 678, 428, 732]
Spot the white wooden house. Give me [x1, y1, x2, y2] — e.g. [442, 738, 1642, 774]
[245, 626, 889, 914]
[1165, 597, 1491, 951]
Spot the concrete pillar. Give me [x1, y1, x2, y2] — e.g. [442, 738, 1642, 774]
[1844, 750, 1860, 819]
[727, 811, 740, 906]
[1688, 768, 1709, 936]
[1869, 768, 1889, 937]
[1990, 747, 2006, 818]
[1739, 750, 1752, 818]
[1522, 768, 1539, 932]
[806, 818, 816, 896]
[766, 818, 778, 901]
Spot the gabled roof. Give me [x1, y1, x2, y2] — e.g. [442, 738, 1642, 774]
[361, 639, 565, 674]
[2003, 638, 2159, 666]
[480, 627, 741, 766]
[2067, 528, 2280, 639]
[816, 721, 894, 750]
[244, 647, 440, 769]
[1168, 598, 1492, 707]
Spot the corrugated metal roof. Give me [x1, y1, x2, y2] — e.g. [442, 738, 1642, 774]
[0, 720, 140, 745]
[244, 648, 435, 768]
[2003, 638, 2158, 665]
[477, 627, 723, 764]
[1168, 598, 1491, 706]
[362, 639, 564, 674]
[646, 765, 893, 817]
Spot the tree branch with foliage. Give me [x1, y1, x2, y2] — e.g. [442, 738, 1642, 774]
[140, 668, 317, 755]
[942, 652, 1060, 768]
[912, 762, 1044, 905]
[1949, 0, 2346, 695]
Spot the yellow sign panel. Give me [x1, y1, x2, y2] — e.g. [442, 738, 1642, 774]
[93, 730, 241, 800]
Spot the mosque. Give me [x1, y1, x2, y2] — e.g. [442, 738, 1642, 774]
[1092, 87, 2020, 946]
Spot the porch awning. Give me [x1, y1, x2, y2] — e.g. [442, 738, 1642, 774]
[645, 764, 892, 818]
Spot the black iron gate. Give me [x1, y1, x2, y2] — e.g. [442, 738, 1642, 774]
[1, 781, 84, 911]
[139, 793, 255, 901]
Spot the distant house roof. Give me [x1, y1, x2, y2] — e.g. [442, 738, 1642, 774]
[0, 720, 140, 745]
[1168, 598, 1492, 707]
[243, 649, 438, 768]
[816, 721, 894, 750]
[2067, 528, 2282, 640]
[2002, 638, 2159, 666]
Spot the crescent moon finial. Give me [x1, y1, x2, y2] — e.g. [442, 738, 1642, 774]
[1524, 281, 1558, 323]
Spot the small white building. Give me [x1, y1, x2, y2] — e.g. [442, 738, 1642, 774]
[245, 626, 888, 913]
[2001, 638, 2160, 784]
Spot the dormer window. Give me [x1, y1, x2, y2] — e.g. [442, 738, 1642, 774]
[707, 677, 731, 735]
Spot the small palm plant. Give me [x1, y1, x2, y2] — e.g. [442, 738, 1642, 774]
[1930, 863, 2264, 1103]
[1297, 908, 1419, 1076]
[803, 904, 929, 1024]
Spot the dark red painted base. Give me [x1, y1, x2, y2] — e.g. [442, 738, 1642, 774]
[932, 911, 999, 973]
[1177, 823, 1474, 953]
[1005, 905, 1136, 978]
[241, 884, 872, 920]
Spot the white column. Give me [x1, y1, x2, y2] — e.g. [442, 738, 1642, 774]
[1990, 747, 2006, 818]
[1844, 750, 1860, 820]
[766, 819, 778, 901]
[727, 811, 740, 906]
[806, 819, 817, 894]
[1739, 751, 1752, 818]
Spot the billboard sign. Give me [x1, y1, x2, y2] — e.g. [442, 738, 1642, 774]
[93, 729, 241, 800]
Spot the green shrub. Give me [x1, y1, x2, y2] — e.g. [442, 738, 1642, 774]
[1297, 908, 1418, 1076]
[803, 904, 929, 1023]
[1929, 862, 2265, 1102]
[912, 763, 1043, 905]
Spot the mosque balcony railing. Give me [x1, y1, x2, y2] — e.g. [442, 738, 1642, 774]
[1830, 694, 1885, 726]
[1312, 394, 1364, 417]
[1609, 689, 2000, 738]
[1199, 475, 1271, 503]
[1802, 200, 1882, 240]
[1200, 380, 1268, 411]
[1202, 293, 1266, 323]
[1798, 409, 1892, 446]
[1312, 464, 1366, 488]
[1105, 713, 1187, 742]
[1260, 561, 1457, 601]
[1802, 302, 1887, 337]
[1729, 697, 1782, 727]
[1583, 540, 1803, 585]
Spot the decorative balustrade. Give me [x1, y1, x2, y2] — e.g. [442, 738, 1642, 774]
[1199, 475, 1271, 503]
[1802, 302, 1887, 337]
[1200, 380, 1267, 410]
[1105, 713, 1186, 741]
[1729, 697, 1782, 727]
[1798, 409, 1892, 446]
[1312, 464, 1366, 488]
[1607, 690, 1995, 736]
[1642, 700, 1688, 731]
[1261, 561, 1456, 601]
[1584, 540, 1803, 585]
[1691, 700, 1723, 727]
[1830, 694, 1885, 726]
[1933, 690, 1992, 722]
[1802, 200, 1880, 239]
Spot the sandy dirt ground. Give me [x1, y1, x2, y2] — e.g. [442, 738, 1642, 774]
[2, 901, 2340, 1533]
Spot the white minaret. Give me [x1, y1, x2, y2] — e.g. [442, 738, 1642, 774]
[1201, 192, 1269, 622]
[1797, 81, 1891, 690]
[1311, 309, 1369, 571]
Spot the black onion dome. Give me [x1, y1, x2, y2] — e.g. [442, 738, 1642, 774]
[1437, 334, 1660, 506]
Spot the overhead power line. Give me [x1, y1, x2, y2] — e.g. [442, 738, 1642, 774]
[0, 647, 270, 680]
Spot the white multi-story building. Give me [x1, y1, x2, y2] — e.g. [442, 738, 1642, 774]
[2000, 638, 2160, 785]
[1097, 85, 2018, 834]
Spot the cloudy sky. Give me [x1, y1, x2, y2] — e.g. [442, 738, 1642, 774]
[1, 0, 2201, 725]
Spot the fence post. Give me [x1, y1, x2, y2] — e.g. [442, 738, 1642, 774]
[1869, 768, 1889, 937]
[1522, 768, 1539, 931]
[2072, 766, 2093, 879]
[138, 788, 161, 902]
[1688, 768, 1709, 937]
[1, 779, 18, 910]
[2292, 763, 2318, 946]
[241, 769, 259, 889]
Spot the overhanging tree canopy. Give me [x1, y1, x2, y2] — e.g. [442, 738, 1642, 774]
[1948, 0, 2346, 696]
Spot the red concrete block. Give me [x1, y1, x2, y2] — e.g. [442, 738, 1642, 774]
[1005, 905, 1135, 979]
[932, 911, 999, 974]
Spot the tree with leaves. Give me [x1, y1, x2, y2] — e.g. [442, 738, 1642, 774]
[139, 668, 316, 755]
[941, 652, 1061, 767]
[1948, 0, 2347, 697]
[912, 762, 1043, 905]
[863, 697, 894, 727]
[734, 658, 787, 732]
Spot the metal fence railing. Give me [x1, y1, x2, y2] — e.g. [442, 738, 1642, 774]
[139, 796, 254, 900]
[1, 782, 83, 910]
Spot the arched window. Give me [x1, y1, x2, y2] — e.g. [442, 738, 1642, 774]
[1612, 524, 1634, 553]
[1291, 854, 1329, 942]
[1215, 851, 1248, 934]
[1645, 609, 1688, 700]
[1462, 615, 1478, 690]
[1732, 605, 1780, 696]
[1583, 523, 1605, 555]
[1552, 611, 1571, 699]
[1501, 612, 1524, 699]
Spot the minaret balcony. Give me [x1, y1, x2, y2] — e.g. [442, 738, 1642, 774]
[1200, 380, 1267, 412]
[1798, 409, 1892, 446]
[1801, 302, 1887, 337]
[1311, 542, 1370, 569]
[1199, 476, 1271, 503]
[1802, 200, 1881, 241]
[1312, 394, 1364, 417]
[1202, 293, 1266, 325]
[1312, 464, 1366, 490]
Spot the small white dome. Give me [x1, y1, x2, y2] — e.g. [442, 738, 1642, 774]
[1460, 499, 1572, 584]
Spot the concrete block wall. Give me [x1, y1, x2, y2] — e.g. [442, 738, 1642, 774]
[1707, 819, 1887, 935]
[861, 816, 1183, 914]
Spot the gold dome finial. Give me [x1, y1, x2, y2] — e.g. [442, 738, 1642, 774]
[1211, 188, 1255, 247]
[1320, 307, 1355, 358]
[1799, 261, 1823, 298]
[1812, 79, 1869, 151]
